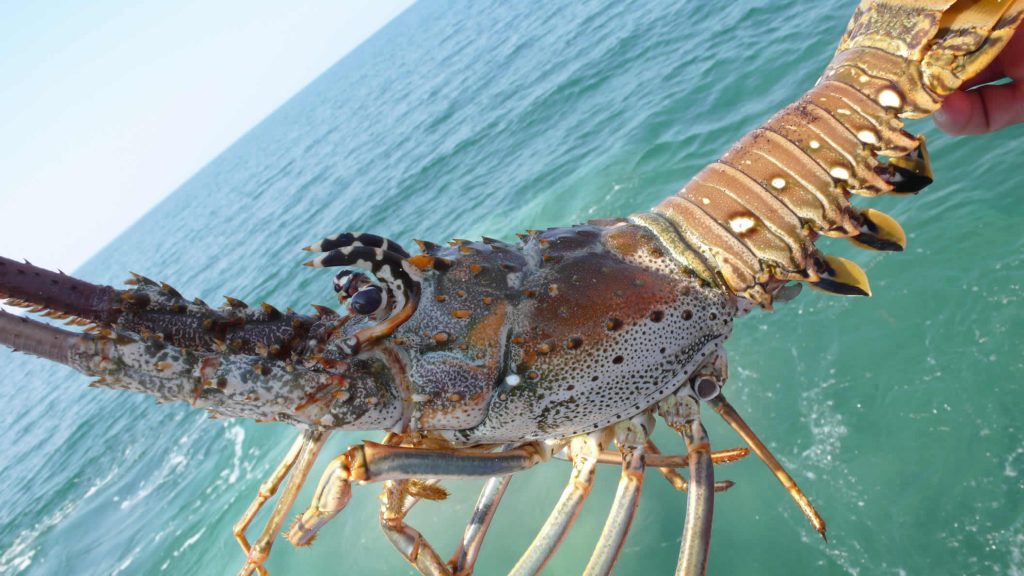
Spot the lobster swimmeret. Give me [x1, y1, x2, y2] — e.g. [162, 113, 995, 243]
[1, 1, 1021, 574]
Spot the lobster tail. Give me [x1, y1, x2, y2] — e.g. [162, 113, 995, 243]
[833, 0, 1024, 117]
[636, 0, 1024, 308]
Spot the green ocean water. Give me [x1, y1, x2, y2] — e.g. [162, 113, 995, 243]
[1, 0, 1022, 574]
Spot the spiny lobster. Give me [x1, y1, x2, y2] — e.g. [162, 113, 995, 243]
[2, 1, 1022, 574]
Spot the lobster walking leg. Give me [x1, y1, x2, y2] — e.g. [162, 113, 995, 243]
[238, 429, 329, 576]
[659, 385, 714, 576]
[449, 474, 512, 575]
[510, 434, 603, 576]
[286, 441, 550, 554]
[582, 413, 653, 576]
[679, 417, 714, 576]
[380, 479, 452, 576]
[646, 440, 741, 493]
[707, 393, 826, 538]
[233, 433, 307, 576]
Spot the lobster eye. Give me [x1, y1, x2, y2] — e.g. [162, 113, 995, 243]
[351, 286, 385, 315]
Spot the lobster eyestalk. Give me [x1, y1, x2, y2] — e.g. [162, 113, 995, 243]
[0, 309, 402, 430]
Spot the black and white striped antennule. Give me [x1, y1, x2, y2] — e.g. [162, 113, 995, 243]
[303, 232, 411, 258]
[333, 270, 374, 298]
[303, 235, 421, 355]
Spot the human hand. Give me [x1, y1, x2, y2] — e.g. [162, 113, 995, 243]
[933, 24, 1024, 135]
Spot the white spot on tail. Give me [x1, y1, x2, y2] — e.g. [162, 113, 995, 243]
[830, 166, 850, 180]
[857, 130, 878, 145]
[809, 140, 821, 150]
[878, 89, 901, 109]
[729, 216, 756, 234]
[770, 177, 786, 190]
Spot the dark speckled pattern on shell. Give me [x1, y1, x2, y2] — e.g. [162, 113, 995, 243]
[386, 222, 737, 444]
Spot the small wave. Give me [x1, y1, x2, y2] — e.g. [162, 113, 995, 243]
[0, 501, 74, 573]
[799, 379, 849, 469]
[221, 425, 245, 486]
[0, 466, 119, 574]
[119, 439, 190, 510]
[172, 527, 206, 558]
[109, 544, 143, 576]
[83, 465, 120, 499]
[1005, 446, 1024, 478]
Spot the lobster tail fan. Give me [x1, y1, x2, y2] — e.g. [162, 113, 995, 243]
[828, 0, 1024, 118]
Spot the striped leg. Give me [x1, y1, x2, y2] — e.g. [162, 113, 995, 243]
[658, 386, 713, 576]
[510, 433, 603, 576]
[582, 413, 654, 576]
[449, 475, 512, 575]
[679, 412, 714, 576]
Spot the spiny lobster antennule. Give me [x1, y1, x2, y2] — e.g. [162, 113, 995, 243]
[303, 231, 411, 259]
[304, 242, 421, 355]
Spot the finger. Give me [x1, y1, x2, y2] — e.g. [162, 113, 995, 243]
[933, 82, 1024, 135]
[960, 65, 1007, 91]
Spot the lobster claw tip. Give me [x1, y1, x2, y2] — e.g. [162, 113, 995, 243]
[809, 255, 871, 297]
[848, 208, 906, 252]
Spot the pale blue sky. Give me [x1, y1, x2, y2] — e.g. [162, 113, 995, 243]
[0, 0, 414, 272]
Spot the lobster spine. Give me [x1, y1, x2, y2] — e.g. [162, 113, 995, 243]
[637, 0, 1024, 307]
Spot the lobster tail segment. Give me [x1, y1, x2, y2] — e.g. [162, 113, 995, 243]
[634, 0, 1024, 308]
[833, 0, 1024, 118]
